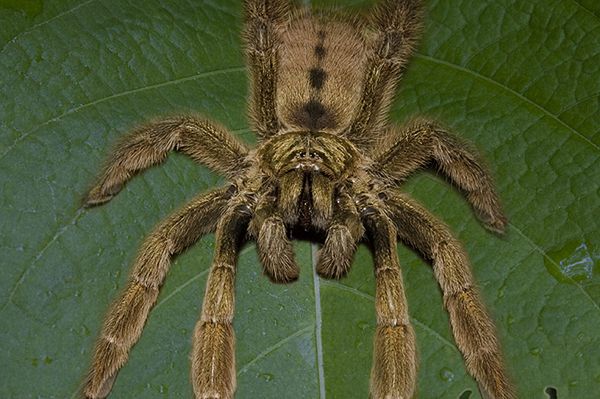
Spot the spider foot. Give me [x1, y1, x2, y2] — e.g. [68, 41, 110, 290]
[192, 322, 236, 399]
[476, 207, 508, 235]
[84, 182, 123, 207]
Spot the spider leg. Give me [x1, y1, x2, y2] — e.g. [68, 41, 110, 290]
[345, 0, 422, 148]
[191, 201, 251, 399]
[249, 192, 299, 283]
[376, 119, 507, 232]
[387, 192, 516, 399]
[86, 116, 248, 205]
[362, 206, 417, 399]
[243, 0, 290, 138]
[83, 187, 231, 399]
[316, 191, 364, 279]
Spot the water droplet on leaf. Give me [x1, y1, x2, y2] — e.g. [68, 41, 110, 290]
[544, 242, 596, 284]
[459, 390, 472, 399]
[258, 372, 274, 382]
[439, 367, 454, 382]
[357, 321, 370, 330]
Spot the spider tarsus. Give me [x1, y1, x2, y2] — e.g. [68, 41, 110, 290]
[471, 350, 517, 399]
[83, 194, 111, 208]
[266, 269, 299, 284]
[479, 210, 508, 235]
[192, 322, 236, 399]
[84, 183, 123, 207]
[83, 349, 120, 398]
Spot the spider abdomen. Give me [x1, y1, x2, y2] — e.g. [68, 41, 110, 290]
[276, 15, 367, 133]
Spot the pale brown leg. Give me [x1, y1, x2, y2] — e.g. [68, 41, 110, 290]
[242, 0, 291, 137]
[375, 119, 507, 232]
[191, 202, 251, 399]
[387, 192, 516, 399]
[86, 116, 248, 205]
[363, 207, 417, 399]
[345, 0, 422, 148]
[316, 191, 364, 279]
[83, 188, 231, 399]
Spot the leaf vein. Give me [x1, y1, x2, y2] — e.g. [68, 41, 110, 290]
[570, 0, 600, 20]
[311, 244, 326, 399]
[509, 222, 600, 313]
[0, 207, 85, 313]
[0, 66, 246, 161]
[154, 245, 254, 311]
[0, 0, 97, 55]
[237, 324, 314, 376]
[319, 280, 458, 351]
[415, 53, 600, 152]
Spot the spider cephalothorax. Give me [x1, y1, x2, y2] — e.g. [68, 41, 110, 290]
[82, 1, 515, 398]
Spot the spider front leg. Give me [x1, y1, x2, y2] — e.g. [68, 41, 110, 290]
[362, 206, 417, 399]
[191, 201, 251, 399]
[316, 191, 364, 279]
[387, 192, 516, 399]
[375, 119, 507, 232]
[86, 116, 248, 205]
[83, 188, 231, 399]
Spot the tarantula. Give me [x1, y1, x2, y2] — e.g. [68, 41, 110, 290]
[82, 0, 515, 398]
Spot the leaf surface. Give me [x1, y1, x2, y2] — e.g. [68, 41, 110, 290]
[0, 0, 598, 398]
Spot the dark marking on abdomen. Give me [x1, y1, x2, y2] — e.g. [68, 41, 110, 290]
[309, 67, 327, 89]
[314, 44, 326, 60]
[292, 100, 336, 130]
[290, 27, 336, 130]
[314, 29, 327, 62]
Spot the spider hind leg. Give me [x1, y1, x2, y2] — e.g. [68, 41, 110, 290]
[83, 188, 230, 398]
[363, 206, 417, 399]
[192, 202, 251, 399]
[388, 192, 516, 399]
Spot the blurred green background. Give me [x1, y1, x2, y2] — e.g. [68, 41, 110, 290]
[1, 0, 598, 398]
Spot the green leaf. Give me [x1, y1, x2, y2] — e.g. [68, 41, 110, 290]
[1, 0, 598, 398]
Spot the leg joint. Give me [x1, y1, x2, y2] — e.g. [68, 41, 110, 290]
[101, 334, 127, 348]
[444, 284, 475, 302]
[376, 317, 411, 329]
[212, 262, 236, 273]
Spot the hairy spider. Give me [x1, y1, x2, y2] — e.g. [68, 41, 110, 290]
[82, 0, 515, 398]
